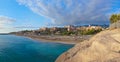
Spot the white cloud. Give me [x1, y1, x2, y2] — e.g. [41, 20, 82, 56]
[17, 0, 120, 25]
[0, 16, 16, 33]
[0, 16, 15, 28]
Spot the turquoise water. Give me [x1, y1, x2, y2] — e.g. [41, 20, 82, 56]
[0, 35, 74, 62]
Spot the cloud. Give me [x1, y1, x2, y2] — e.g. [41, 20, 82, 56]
[0, 16, 15, 28]
[17, 0, 120, 25]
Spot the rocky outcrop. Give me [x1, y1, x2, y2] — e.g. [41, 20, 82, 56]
[56, 29, 120, 62]
[110, 20, 120, 29]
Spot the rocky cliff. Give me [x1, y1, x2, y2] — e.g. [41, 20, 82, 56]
[110, 21, 120, 29]
[56, 29, 120, 62]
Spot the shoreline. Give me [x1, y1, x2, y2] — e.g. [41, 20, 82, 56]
[28, 37, 76, 45]
[14, 34, 93, 45]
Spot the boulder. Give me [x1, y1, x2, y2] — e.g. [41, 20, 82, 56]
[56, 29, 120, 62]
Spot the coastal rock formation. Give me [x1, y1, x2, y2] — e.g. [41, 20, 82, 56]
[110, 20, 120, 29]
[56, 29, 120, 62]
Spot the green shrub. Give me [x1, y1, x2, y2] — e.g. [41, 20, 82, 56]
[110, 14, 120, 24]
[61, 31, 76, 35]
[80, 29, 102, 35]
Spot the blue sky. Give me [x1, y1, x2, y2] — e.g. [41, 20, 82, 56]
[0, 0, 52, 33]
[0, 0, 120, 33]
[0, 0, 51, 26]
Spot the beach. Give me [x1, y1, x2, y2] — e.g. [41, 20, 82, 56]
[15, 34, 93, 44]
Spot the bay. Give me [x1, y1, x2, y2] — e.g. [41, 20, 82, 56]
[0, 35, 74, 62]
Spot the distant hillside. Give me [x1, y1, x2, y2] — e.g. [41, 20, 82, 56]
[0, 33, 9, 35]
[56, 29, 120, 62]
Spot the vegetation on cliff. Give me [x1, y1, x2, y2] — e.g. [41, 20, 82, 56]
[110, 14, 120, 24]
[110, 14, 120, 29]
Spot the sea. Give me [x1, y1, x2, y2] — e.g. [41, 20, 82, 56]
[0, 35, 74, 62]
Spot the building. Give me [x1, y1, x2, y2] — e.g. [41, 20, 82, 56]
[50, 27, 57, 32]
[65, 25, 76, 31]
[76, 25, 103, 31]
[39, 27, 48, 31]
[85, 25, 102, 31]
[76, 26, 86, 31]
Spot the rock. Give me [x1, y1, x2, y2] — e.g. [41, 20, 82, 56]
[110, 21, 120, 29]
[56, 29, 120, 62]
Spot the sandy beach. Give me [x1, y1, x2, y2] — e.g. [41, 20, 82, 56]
[15, 34, 93, 44]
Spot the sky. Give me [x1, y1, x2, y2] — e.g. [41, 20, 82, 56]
[0, 0, 120, 33]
